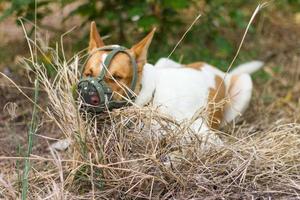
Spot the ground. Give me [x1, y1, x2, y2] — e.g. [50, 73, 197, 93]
[0, 3, 300, 199]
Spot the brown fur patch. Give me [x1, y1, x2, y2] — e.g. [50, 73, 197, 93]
[227, 75, 239, 95]
[83, 50, 144, 101]
[224, 74, 240, 112]
[83, 51, 105, 77]
[207, 75, 226, 129]
[185, 62, 205, 70]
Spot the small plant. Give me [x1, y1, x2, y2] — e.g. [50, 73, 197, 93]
[21, 79, 39, 200]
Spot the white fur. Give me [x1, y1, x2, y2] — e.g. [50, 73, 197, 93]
[135, 58, 263, 145]
[101, 53, 107, 68]
[155, 58, 183, 68]
[222, 61, 264, 123]
[136, 58, 224, 144]
[223, 74, 253, 124]
[110, 44, 121, 48]
[136, 61, 217, 121]
[230, 61, 264, 75]
[134, 63, 156, 106]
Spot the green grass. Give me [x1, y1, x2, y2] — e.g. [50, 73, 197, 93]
[21, 79, 39, 200]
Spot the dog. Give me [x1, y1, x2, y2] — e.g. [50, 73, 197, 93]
[82, 21, 263, 145]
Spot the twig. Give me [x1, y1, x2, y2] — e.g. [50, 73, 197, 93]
[168, 13, 202, 58]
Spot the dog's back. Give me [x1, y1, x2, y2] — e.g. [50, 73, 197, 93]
[136, 58, 264, 130]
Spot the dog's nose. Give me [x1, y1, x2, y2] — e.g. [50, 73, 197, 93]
[90, 94, 100, 106]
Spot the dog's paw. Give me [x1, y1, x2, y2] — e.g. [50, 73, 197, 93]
[197, 133, 224, 152]
[49, 138, 71, 151]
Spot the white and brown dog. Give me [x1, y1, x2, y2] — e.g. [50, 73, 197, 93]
[83, 22, 263, 145]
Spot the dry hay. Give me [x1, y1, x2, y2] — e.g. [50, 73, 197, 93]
[1, 6, 300, 199]
[1, 45, 299, 199]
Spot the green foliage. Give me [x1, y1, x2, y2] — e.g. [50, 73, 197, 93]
[253, 70, 271, 82]
[1, 0, 295, 78]
[271, 65, 283, 74]
[0, 0, 52, 21]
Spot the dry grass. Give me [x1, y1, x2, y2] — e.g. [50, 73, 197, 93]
[1, 5, 300, 200]
[2, 55, 300, 199]
[2, 47, 300, 200]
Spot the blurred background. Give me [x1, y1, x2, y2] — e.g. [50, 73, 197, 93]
[0, 0, 300, 155]
[0, 0, 299, 70]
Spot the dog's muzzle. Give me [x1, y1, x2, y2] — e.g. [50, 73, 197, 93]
[76, 46, 138, 113]
[77, 76, 115, 113]
[79, 81, 101, 106]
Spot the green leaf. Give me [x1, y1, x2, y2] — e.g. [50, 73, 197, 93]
[11, 0, 32, 8]
[230, 10, 247, 28]
[137, 16, 158, 31]
[69, 2, 95, 17]
[214, 36, 233, 58]
[162, 0, 189, 9]
[272, 66, 283, 74]
[253, 70, 271, 82]
[106, 11, 118, 20]
[61, 0, 74, 6]
[0, 0, 32, 21]
[0, 8, 14, 21]
[128, 7, 144, 18]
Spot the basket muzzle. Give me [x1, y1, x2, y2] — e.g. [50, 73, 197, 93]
[77, 46, 138, 113]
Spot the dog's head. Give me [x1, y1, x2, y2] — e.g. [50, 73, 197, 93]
[82, 22, 155, 101]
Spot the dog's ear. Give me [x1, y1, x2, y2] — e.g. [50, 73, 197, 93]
[131, 28, 156, 70]
[88, 21, 104, 52]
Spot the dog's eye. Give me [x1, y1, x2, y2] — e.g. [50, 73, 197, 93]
[84, 69, 94, 77]
[112, 74, 123, 80]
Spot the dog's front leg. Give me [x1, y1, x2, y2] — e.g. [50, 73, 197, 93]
[190, 119, 224, 148]
[134, 87, 154, 107]
[134, 64, 156, 107]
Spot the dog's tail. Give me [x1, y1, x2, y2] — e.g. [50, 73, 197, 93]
[222, 60, 264, 125]
[229, 60, 264, 75]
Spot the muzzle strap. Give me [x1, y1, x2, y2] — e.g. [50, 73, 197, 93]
[100, 47, 138, 96]
[77, 45, 139, 113]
